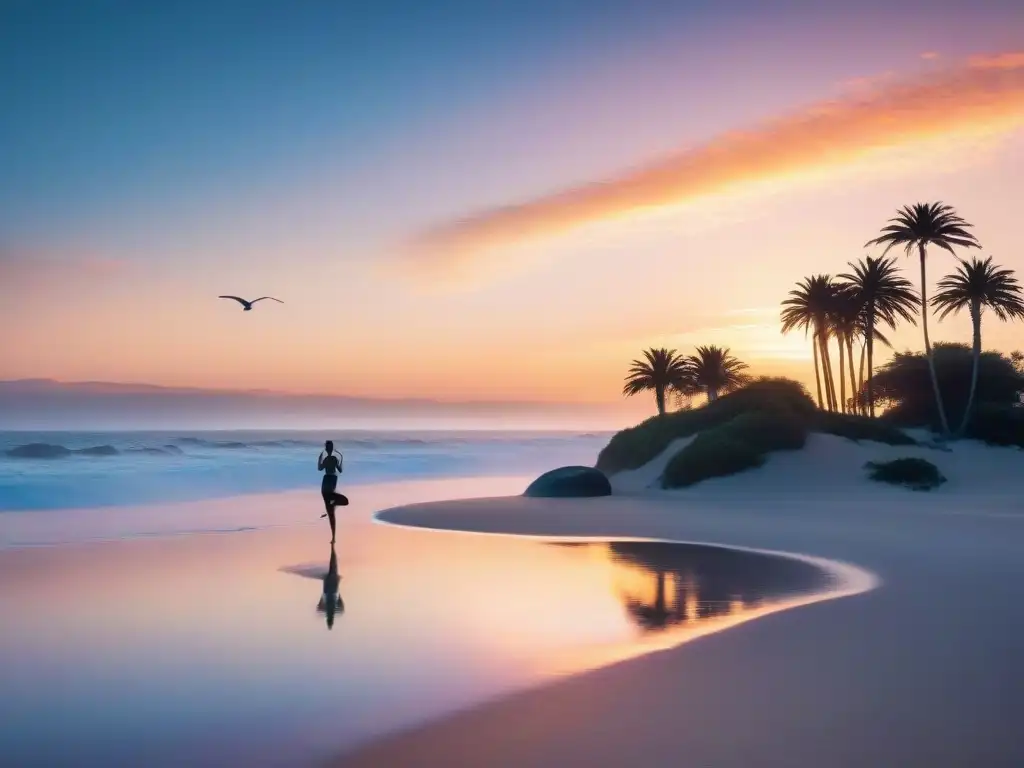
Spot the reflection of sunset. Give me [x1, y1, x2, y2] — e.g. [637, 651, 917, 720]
[538, 540, 873, 678]
[0, 479, 878, 765]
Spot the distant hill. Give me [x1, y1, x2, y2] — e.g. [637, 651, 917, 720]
[0, 379, 638, 430]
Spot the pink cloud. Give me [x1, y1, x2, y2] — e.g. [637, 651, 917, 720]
[401, 50, 1024, 276]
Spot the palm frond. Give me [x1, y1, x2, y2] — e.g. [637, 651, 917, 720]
[686, 345, 750, 395]
[932, 256, 1024, 322]
[837, 254, 919, 332]
[622, 347, 692, 397]
[865, 202, 981, 257]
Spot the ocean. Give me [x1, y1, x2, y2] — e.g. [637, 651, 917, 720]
[0, 430, 610, 545]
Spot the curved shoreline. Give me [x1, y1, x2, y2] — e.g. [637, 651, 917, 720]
[373, 509, 881, 680]
[335, 489, 1024, 767]
[375, 510, 881, 597]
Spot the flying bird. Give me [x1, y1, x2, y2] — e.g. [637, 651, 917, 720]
[218, 295, 284, 311]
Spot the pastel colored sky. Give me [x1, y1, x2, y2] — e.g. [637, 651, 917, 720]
[2, 0, 1023, 413]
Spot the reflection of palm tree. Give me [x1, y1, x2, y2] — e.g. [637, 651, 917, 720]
[624, 569, 672, 630]
[607, 540, 829, 634]
[317, 544, 344, 630]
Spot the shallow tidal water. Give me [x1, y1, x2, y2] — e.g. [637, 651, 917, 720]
[0, 478, 839, 767]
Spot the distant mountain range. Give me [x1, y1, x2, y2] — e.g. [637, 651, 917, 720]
[0, 379, 639, 430]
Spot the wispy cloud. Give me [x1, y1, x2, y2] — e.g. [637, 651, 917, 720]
[401, 51, 1024, 276]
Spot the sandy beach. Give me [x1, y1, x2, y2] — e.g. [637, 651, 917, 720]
[4, 473, 849, 766]
[336, 435, 1024, 767]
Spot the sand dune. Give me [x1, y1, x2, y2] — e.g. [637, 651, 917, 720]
[612, 432, 1024, 501]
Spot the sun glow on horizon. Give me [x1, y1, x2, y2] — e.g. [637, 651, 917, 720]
[4, 2, 1024, 407]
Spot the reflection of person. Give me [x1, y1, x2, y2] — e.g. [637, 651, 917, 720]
[317, 440, 348, 544]
[317, 544, 344, 629]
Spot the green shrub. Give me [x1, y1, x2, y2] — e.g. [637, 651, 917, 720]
[865, 458, 947, 491]
[814, 412, 916, 445]
[596, 377, 815, 473]
[872, 345, 1023, 428]
[725, 408, 809, 453]
[726, 377, 819, 418]
[660, 408, 808, 488]
[964, 404, 1024, 447]
[662, 432, 765, 488]
[597, 375, 917, 481]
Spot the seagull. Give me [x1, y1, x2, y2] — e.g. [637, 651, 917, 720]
[218, 295, 284, 311]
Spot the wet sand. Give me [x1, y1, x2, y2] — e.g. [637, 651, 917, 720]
[0, 475, 861, 766]
[336, 487, 1024, 767]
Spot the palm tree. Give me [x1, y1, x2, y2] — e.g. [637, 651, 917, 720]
[837, 256, 919, 417]
[827, 288, 864, 414]
[781, 275, 839, 410]
[855, 321, 894, 414]
[932, 257, 1024, 435]
[686, 345, 750, 402]
[866, 202, 981, 436]
[622, 348, 691, 416]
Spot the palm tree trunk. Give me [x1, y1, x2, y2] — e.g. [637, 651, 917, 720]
[867, 313, 876, 418]
[858, 337, 867, 415]
[918, 243, 951, 436]
[846, 336, 857, 412]
[655, 385, 666, 416]
[817, 332, 830, 410]
[838, 335, 847, 413]
[847, 333, 856, 411]
[820, 334, 837, 411]
[819, 335, 832, 410]
[707, 386, 719, 403]
[812, 338, 824, 410]
[958, 301, 983, 436]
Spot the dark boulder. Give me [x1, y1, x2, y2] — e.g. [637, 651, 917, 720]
[524, 466, 612, 498]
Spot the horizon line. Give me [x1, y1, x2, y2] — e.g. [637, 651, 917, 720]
[0, 377, 638, 410]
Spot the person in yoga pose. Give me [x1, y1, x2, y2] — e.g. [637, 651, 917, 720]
[317, 440, 348, 543]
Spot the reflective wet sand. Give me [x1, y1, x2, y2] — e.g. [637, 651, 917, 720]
[0, 478, 850, 766]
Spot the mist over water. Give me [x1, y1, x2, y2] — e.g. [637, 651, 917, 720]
[0, 430, 609, 513]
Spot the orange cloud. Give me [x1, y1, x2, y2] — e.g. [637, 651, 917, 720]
[969, 52, 1024, 70]
[403, 51, 1024, 274]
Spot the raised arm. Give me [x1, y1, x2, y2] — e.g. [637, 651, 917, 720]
[317, 452, 325, 471]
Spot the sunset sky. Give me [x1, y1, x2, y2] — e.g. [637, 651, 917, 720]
[2, 1, 1023, 412]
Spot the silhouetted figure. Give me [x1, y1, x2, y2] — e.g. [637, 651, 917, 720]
[217, 295, 283, 311]
[317, 544, 344, 630]
[318, 440, 349, 543]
